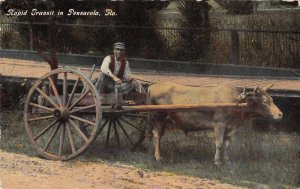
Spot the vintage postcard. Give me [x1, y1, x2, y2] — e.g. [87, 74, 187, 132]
[0, 1, 299, 188]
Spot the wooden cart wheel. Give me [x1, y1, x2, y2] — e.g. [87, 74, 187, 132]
[24, 68, 101, 160]
[98, 83, 149, 150]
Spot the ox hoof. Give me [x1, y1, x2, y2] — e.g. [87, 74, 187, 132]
[155, 156, 163, 162]
[155, 157, 162, 162]
[214, 161, 223, 167]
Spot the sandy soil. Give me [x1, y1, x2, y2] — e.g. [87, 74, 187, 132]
[0, 149, 246, 189]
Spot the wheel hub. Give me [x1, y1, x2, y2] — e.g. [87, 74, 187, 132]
[54, 108, 69, 121]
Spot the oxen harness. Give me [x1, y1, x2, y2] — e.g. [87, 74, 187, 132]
[237, 88, 267, 120]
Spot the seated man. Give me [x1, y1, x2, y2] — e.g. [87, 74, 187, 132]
[97, 42, 136, 94]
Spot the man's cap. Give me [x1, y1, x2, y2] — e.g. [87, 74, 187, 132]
[113, 42, 125, 50]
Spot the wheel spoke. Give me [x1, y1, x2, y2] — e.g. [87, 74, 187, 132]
[121, 113, 148, 118]
[69, 119, 89, 142]
[58, 123, 65, 156]
[70, 115, 95, 126]
[30, 102, 55, 112]
[48, 76, 62, 107]
[97, 119, 109, 135]
[36, 87, 60, 109]
[63, 72, 68, 107]
[105, 121, 112, 147]
[66, 77, 80, 108]
[25, 69, 102, 160]
[113, 121, 120, 145]
[29, 115, 54, 122]
[131, 132, 146, 151]
[34, 119, 59, 140]
[116, 119, 134, 146]
[69, 104, 96, 114]
[66, 122, 76, 154]
[69, 88, 91, 111]
[44, 122, 61, 151]
[119, 117, 143, 131]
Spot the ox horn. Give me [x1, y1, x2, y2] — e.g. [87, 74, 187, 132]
[238, 86, 247, 100]
[263, 83, 274, 91]
[254, 86, 260, 94]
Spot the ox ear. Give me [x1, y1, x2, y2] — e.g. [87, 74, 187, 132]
[254, 86, 260, 94]
[238, 86, 247, 100]
[242, 86, 246, 94]
[263, 83, 274, 91]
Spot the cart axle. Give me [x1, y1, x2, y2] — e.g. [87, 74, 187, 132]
[53, 108, 70, 121]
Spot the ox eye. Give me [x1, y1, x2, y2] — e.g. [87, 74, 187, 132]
[263, 100, 270, 104]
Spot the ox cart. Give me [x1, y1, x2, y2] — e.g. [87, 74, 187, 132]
[24, 67, 247, 161]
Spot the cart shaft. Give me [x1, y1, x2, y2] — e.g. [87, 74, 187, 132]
[103, 103, 248, 112]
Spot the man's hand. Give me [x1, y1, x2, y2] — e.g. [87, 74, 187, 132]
[113, 76, 122, 84]
[125, 76, 133, 82]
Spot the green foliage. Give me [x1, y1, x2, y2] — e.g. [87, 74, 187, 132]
[0, 16, 26, 49]
[208, 10, 299, 68]
[214, 0, 257, 15]
[0, 79, 30, 109]
[176, 1, 211, 61]
[112, 2, 168, 58]
[1, 0, 114, 68]
[1, 1, 168, 59]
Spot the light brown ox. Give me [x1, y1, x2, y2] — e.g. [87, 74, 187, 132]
[148, 82, 283, 165]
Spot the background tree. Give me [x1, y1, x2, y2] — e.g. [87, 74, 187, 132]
[177, 0, 211, 61]
[112, 1, 169, 59]
[214, 0, 257, 15]
[1, 0, 112, 70]
[1, 0, 169, 67]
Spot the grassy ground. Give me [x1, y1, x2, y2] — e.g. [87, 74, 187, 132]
[1, 110, 299, 188]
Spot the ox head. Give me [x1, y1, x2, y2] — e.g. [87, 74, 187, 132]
[241, 84, 283, 121]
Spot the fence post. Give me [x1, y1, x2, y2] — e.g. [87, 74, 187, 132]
[190, 30, 193, 64]
[230, 30, 240, 64]
[29, 24, 33, 51]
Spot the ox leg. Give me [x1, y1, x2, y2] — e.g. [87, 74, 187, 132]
[214, 123, 226, 166]
[153, 121, 164, 161]
[224, 129, 237, 162]
[223, 138, 231, 162]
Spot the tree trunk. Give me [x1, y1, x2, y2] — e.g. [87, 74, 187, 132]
[49, 16, 58, 70]
[29, 15, 58, 70]
[29, 15, 58, 93]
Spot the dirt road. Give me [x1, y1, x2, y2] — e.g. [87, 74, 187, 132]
[0, 150, 246, 189]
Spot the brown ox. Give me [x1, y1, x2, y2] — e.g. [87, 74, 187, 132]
[148, 82, 283, 165]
